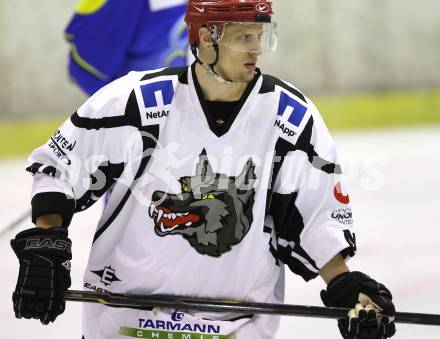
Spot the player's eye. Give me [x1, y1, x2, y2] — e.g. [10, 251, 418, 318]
[201, 194, 215, 200]
[182, 183, 190, 192]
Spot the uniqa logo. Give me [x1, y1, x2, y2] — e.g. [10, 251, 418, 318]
[171, 310, 184, 321]
[256, 3, 270, 13]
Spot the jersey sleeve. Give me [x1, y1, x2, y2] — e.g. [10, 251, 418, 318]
[268, 101, 356, 281]
[26, 72, 140, 226]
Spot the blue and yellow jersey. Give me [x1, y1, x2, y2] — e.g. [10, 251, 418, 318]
[65, 0, 188, 95]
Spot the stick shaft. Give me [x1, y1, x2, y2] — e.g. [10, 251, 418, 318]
[64, 290, 440, 326]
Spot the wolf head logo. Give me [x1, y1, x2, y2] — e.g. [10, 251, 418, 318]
[149, 150, 257, 257]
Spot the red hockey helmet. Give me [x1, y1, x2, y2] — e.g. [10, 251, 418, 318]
[185, 0, 276, 50]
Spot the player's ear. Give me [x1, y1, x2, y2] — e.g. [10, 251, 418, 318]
[198, 27, 213, 49]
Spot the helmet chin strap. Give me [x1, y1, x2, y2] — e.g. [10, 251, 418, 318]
[191, 43, 250, 85]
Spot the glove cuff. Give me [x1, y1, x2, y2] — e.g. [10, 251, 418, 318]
[321, 271, 371, 308]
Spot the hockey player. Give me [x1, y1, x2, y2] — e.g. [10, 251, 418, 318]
[11, 1, 396, 338]
[65, 0, 189, 95]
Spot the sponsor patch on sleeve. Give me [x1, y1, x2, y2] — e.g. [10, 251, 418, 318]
[137, 78, 176, 125]
[277, 91, 307, 127]
[274, 89, 310, 142]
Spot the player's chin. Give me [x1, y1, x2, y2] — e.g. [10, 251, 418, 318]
[235, 68, 256, 81]
[241, 71, 256, 82]
[225, 67, 254, 82]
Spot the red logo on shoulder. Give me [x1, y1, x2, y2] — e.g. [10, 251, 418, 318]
[334, 182, 350, 204]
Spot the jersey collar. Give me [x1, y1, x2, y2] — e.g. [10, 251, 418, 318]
[188, 62, 262, 138]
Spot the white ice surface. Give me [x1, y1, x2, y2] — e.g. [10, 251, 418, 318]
[1, 127, 439, 339]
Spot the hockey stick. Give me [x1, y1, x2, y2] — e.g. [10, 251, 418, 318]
[65, 290, 440, 326]
[0, 209, 31, 237]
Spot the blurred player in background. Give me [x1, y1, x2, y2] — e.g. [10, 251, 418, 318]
[11, 1, 396, 338]
[65, 0, 189, 95]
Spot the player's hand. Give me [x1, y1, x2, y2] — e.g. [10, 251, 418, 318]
[10, 227, 72, 324]
[320, 271, 396, 339]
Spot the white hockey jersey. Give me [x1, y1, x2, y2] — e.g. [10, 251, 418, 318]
[27, 64, 356, 339]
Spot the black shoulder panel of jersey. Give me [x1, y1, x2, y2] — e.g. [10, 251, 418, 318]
[295, 116, 342, 175]
[259, 73, 307, 104]
[141, 66, 188, 84]
[71, 111, 129, 130]
[71, 87, 142, 130]
[71, 67, 188, 131]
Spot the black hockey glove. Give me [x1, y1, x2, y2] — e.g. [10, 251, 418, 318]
[10, 227, 72, 325]
[320, 271, 396, 339]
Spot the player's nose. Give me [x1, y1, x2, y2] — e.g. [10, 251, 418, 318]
[249, 49, 261, 58]
[249, 38, 262, 55]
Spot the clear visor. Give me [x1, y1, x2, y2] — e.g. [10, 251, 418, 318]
[210, 21, 278, 53]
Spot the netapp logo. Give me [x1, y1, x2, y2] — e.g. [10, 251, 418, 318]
[145, 110, 169, 119]
[275, 119, 297, 137]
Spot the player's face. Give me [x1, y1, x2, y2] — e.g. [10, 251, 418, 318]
[215, 24, 263, 82]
